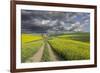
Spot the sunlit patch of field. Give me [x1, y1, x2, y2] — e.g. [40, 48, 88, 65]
[22, 34, 43, 43]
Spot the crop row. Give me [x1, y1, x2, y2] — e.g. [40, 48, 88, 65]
[49, 38, 90, 60]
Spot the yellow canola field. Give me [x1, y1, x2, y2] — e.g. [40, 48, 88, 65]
[22, 34, 43, 43]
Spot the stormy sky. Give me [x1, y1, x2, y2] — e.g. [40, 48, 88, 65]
[21, 9, 90, 33]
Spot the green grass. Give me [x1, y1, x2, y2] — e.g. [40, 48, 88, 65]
[57, 32, 90, 43]
[49, 38, 90, 60]
[21, 41, 43, 62]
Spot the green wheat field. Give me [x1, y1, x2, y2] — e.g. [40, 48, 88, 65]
[21, 32, 90, 63]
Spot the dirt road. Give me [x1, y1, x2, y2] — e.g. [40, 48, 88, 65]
[26, 41, 63, 62]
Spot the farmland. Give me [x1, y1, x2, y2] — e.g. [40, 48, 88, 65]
[49, 38, 90, 60]
[21, 34, 43, 62]
[57, 32, 90, 43]
[21, 34, 43, 43]
[21, 32, 90, 63]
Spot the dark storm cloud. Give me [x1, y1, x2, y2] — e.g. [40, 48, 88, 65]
[21, 9, 90, 33]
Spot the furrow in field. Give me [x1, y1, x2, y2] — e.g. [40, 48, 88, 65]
[47, 43, 63, 61]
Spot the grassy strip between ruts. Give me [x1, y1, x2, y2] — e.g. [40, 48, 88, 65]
[49, 38, 90, 60]
[41, 43, 51, 62]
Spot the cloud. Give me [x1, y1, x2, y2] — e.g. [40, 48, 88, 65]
[21, 10, 90, 33]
